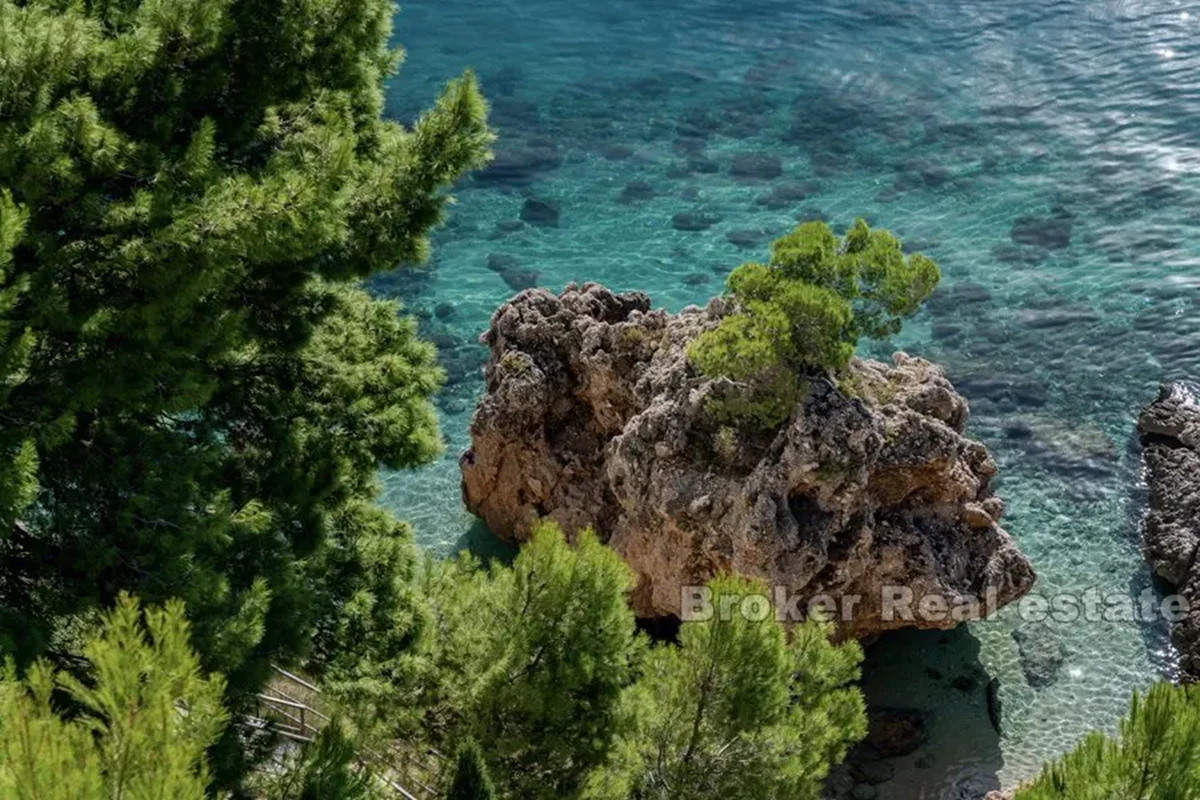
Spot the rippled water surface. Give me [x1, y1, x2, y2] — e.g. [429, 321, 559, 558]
[374, 1, 1198, 796]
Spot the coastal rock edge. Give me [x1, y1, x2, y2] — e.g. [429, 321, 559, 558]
[1137, 381, 1200, 678]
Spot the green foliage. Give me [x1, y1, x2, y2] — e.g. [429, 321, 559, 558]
[1015, 682, 1200, 799]
[0, 0, 491, 786]
[0, 594, 228, 799]
[342, 531, 868, 800]
[689, 220, 939, 428]
[255, 719, 379, 800]
[400, 521, 643, 800]
[447, 738, 497, 800]
[470, 522, 641, 798]
[586, 575, 867, 800]
[0, 190, 34, 532]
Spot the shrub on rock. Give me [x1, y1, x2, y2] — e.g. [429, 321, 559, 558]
[688, 220, 939, 427]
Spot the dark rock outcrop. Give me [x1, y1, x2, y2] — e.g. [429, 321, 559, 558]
[1137, 382, 1200, 678]
[460, 284, 1035, 638]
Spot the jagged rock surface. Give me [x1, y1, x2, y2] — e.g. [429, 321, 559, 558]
[1137, 381, 1200, 678]
[461, 283, 1036, 637]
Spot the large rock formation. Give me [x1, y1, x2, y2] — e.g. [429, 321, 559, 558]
[1137, 382, 1200, 678]
[460, 283, 1035, 638]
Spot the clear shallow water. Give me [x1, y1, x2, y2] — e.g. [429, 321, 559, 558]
[374, 1, 1198, 796]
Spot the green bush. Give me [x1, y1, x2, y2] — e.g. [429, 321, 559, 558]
[584, 575, 866, 800]
[1015, 682, 1200, 799]
[689, 220, 939, 428]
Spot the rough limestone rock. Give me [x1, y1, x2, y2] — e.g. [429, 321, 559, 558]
[460, 283, 1036, 638]
[1137, 381, 1200, 678]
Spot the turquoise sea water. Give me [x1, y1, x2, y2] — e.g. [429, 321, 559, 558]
[374, 2, 1198, 796]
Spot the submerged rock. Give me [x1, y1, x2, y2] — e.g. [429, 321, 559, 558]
[755, 181, 820, 209]
[474, 139, 562, 186]
[951, 673, 979, 693]
[885, 159, 951, 198]
[725, 227, 773, 250]
[673, 136, 707, 157]
[485, 253, 540, 291]
[1137, 382, 1200, 678]
[846, 743, 895, 787]
[730, 152, 784, 181]
[498, 269, 539, 291]
[618, 180, 657, 205]
[485, 253, 520, 273]
[991, 242, 1046, 267]
[1010, 210, 1072, 250]
[671, 211, 722, 232]
[866, 709, 926, 757]
[520, 198, 561, 227]
[601, 144, 636, 161]
[460, 284, 1035, 637]
[823, 765, 856, 799]
[1012, 621, 1065, 688]
[493, 219, 526, 235]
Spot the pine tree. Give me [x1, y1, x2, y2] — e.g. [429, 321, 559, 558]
[0, 0, 491, 782]
[447, 738, 497, 800]
[1015, 682, 1200, 799]
[408, 521, 643, 800]
[0, 594, 228, 799]
[586, 575, 867, 800]
[689, 219, 939, 428]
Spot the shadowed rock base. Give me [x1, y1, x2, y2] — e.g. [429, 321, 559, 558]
[461, 283, 1035, 639]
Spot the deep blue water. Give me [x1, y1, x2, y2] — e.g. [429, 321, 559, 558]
[373, 1, 1199, 796]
